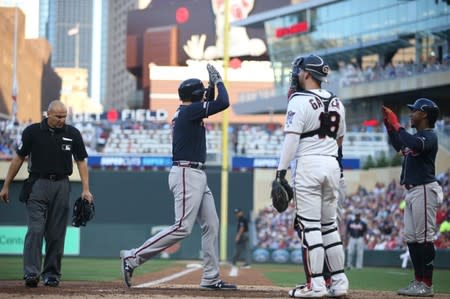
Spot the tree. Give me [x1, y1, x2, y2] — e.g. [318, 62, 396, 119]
[390, 152, 402, 166]
[363, 155, 375, 169]
[376, 152, 389, 168]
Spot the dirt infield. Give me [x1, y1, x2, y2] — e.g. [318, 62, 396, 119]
[1, 265, 449, 299]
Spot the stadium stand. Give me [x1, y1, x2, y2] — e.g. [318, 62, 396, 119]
[254, 170, 450, 251]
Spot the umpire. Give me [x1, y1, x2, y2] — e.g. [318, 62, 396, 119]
[382, 98, 443, 297]
[231, 208, 251, 269]
[0, 100, 93, 287]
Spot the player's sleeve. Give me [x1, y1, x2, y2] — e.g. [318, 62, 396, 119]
[337, 99, 346, 138]
[398, 129, 429, 153]
[277, 133, 299, 170]
[387, 130, 403, 152]
[184, 83, 229, 120]
[283, 96, 304, 134]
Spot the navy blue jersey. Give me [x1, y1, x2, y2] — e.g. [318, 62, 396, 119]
[346, 219, 367, 238]
[388, 128, 438, 185]
[172, 82, 229, 163]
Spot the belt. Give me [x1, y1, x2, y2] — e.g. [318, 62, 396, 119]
[405, 184, 419, 190]
[30, 173, 68, 181]
[172, 161, 205, 170]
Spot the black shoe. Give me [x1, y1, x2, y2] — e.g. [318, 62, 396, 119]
[200, 280, 237, 290]
[24, 273, 39, 287]
[44, 277, 59, 287]
[120, 250, 134, 288]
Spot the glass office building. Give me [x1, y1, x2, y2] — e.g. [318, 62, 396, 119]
[233, 0, 450, 116]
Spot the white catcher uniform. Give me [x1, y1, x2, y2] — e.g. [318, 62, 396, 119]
[278, 88, 348, 294]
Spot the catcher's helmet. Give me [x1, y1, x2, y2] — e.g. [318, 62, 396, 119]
[407, 98, 440, 126]
[291, 54, 329, 83]
[178, 78, 205, 102]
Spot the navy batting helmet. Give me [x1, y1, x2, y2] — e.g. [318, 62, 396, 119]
[178, 78, 205, 102]
[291, 54, 330, 83]
[407, 98, 440, 126]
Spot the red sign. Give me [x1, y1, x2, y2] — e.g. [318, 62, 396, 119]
[275, 21, 309, 38]
[176, 7, 189, 24]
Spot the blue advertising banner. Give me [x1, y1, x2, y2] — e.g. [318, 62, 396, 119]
[88, 156, 172, 168]
[232, 157, 360, 169]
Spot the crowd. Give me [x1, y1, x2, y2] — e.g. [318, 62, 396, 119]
[254, 170, 450, 251]
[336, 58, 450, 87]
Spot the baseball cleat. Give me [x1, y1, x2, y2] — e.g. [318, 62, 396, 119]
[289, 284, 328, 298]
[398, 281, 433, 297]
[200, 280, 237, 290]
[43, 276, 59, 287]
[24, 273, 39, 288]
[120, 250, 134, 288]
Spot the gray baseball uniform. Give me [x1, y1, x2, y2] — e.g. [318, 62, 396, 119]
[120, 80, 229, 287]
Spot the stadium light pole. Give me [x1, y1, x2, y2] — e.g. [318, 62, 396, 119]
[219, 0, 230, 262]
[68, 23, 80, 68]
[11, 4, 19, 126]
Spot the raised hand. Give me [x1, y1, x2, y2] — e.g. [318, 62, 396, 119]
[206, 63, 223, 85]
[382, 106, 401, 132]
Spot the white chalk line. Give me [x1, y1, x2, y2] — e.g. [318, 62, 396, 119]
[133, 263, 203, 288]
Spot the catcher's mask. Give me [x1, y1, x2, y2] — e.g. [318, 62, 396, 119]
[407, 98, 440, 127]
[290, 54, 329, 90]
[178, 78, 206, 102]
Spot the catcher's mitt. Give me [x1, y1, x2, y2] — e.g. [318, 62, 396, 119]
[271, 180, 290, 213]
[72, 197, 95, 227]
[271, 170, 293, 213]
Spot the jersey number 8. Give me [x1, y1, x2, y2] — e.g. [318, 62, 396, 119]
[318, 111, 340, 139]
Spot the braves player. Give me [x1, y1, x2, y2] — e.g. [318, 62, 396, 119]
[120, 64, 236, 290]
[346, 211, 367, 269]
[277, 54, 348, 298]
[383, 99, 442, 297]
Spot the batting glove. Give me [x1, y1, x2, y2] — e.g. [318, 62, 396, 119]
[207, 63, 223, 85]
[382, 106, 401, 132]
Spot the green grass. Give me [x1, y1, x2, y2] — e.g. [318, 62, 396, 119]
[1, 256, 449, 293]
[256, 263, 450, 293]
[0, 256, 175, 281]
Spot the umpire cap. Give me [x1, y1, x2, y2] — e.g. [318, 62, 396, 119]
[178, 78, 206, 102]
[407, 98, 440, 126]
[292, 54, 330, 83]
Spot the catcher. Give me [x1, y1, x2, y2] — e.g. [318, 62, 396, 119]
[274, 54, 348, 298]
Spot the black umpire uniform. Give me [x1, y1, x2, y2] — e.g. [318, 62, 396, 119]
[0, 101, 92, 287]
[231, 208, 251, 267]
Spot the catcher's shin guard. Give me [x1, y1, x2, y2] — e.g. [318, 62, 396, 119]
[322, 221, 345, 274]
[298, 216, 324, 279]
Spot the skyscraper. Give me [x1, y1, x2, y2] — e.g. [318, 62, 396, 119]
[103, 0, 139, 110]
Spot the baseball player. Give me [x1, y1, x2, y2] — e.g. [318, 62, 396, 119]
[120, 64, 236, 290]
[383, 98, 442, 297]
[345, 211, 367, 269]
[276, 54, 348, 298]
